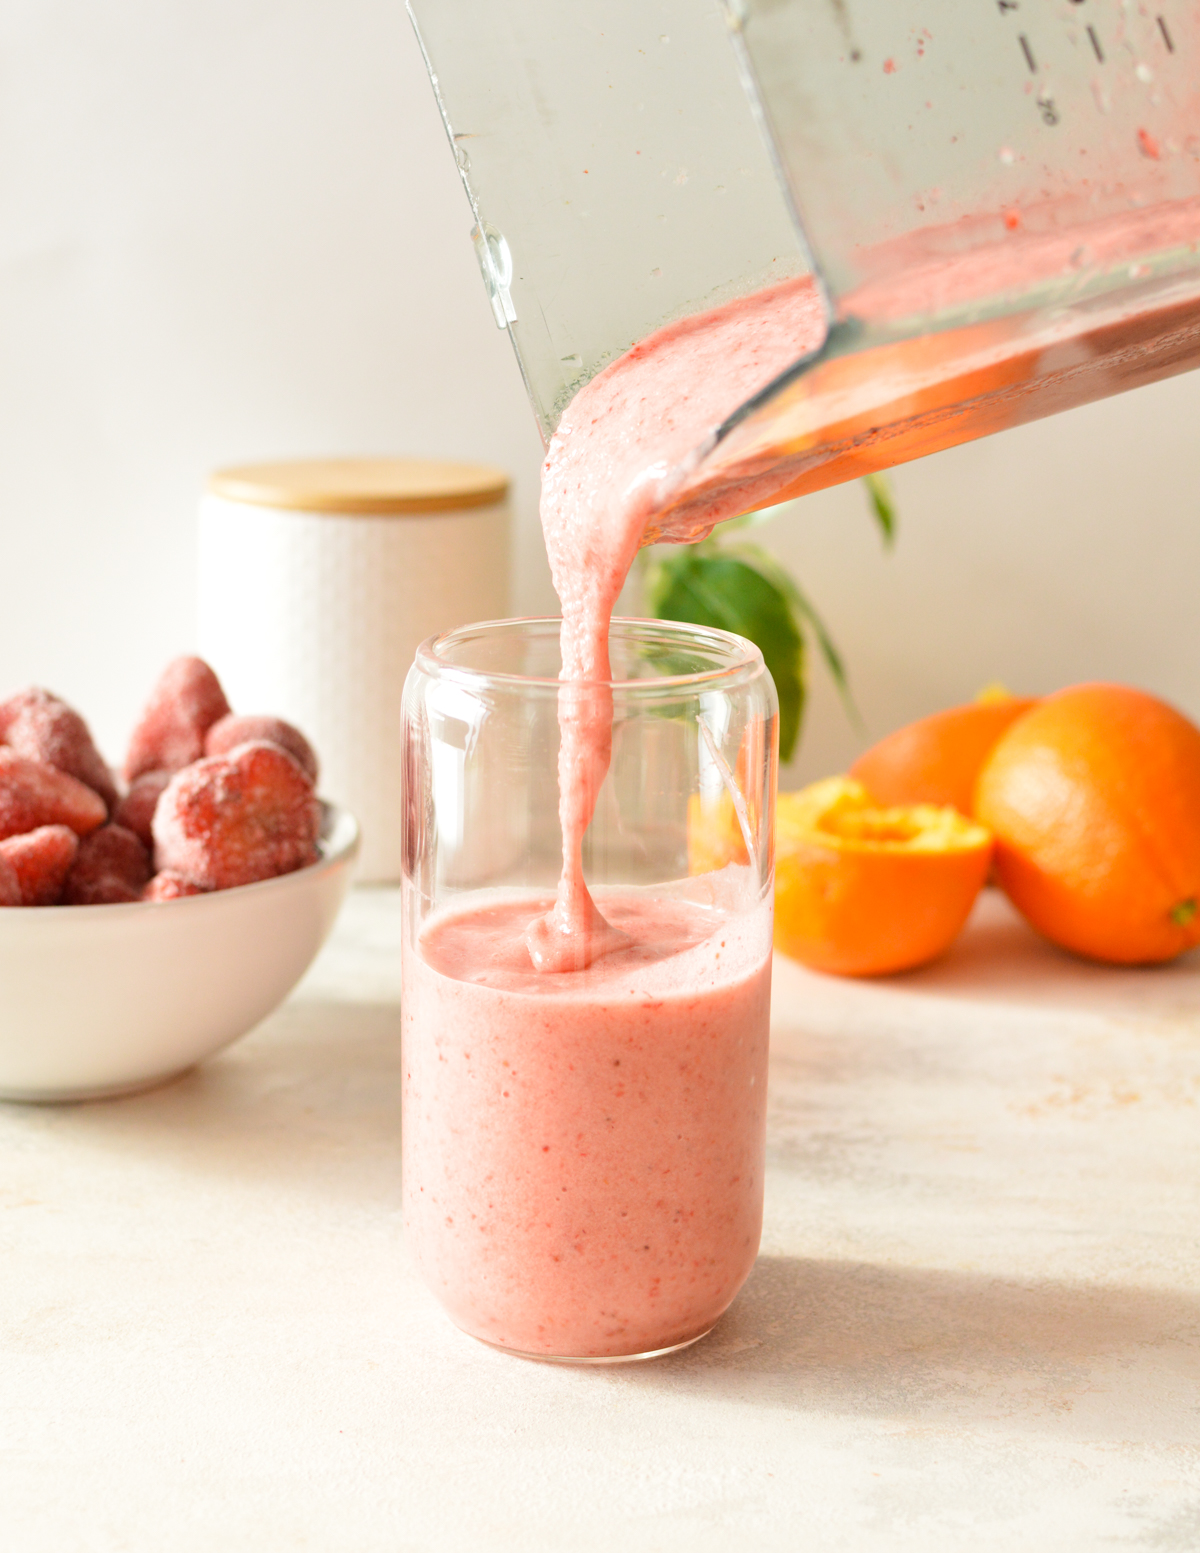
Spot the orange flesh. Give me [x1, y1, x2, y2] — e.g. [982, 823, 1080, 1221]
[821, 812, 924, 844]
[771, 778, 992, 978]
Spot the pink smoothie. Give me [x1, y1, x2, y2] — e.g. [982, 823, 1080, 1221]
[527, 275, 824, 970]
[402, 885, 772, 1358]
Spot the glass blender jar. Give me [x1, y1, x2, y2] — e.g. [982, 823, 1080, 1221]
[408, 0, 1200, 525]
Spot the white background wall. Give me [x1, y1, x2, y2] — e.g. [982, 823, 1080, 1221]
[1, 0, 1197, 784]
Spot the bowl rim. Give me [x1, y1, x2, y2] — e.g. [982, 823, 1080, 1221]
[0, 801, 360, 919]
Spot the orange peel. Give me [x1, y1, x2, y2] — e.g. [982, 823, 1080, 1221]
[975, 682, 1200, 965]
[850, 692, 1037, 816]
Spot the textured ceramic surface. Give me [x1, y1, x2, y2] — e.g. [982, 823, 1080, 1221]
[0, 805, 358, 1101]
[197, 494, 509, 881]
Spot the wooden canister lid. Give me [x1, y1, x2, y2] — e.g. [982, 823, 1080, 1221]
[207, 457, 510, 515]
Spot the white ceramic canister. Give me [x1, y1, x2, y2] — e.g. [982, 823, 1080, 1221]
[198, 457, 510, 882]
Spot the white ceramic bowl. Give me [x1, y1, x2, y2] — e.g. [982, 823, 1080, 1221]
[0, 804, 359, 1102]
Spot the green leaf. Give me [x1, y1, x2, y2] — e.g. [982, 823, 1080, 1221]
[715, 540, 862, 735]
[863, 472, 897, 547]
[645, 550, 806, 762]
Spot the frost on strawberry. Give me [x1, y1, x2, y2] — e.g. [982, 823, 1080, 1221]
[0, 688, 118, 811]
[0, 750, 108, 841]
[0, 825, 79, 905]
[153, 742, 320, 891]
[124, 657, 231, 782]
[205, 714, 318, 786]
[114, 770, 172, 849]
[63, 824, 152, 906]
[142, 871, 208, 902]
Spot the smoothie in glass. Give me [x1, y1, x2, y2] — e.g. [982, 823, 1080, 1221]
[402, 886, 771, 1359]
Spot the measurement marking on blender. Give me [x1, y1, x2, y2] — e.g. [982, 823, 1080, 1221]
[1157, 14, 1175, 51]
[1087, 25, 1104, 62]
[1018, 33, 1037, 71]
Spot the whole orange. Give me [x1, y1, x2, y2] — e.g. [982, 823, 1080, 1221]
[850, 690, 1038, 815]
[974, 683, 1200, 964]
[773, 777, 992, 976]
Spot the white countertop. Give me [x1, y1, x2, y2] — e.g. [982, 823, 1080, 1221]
[4, 886, 1198, 1551]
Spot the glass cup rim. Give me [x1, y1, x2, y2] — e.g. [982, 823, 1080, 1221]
[415, 616, 765, 693]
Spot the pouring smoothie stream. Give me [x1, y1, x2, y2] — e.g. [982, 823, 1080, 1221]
[527, 275, 824, 972]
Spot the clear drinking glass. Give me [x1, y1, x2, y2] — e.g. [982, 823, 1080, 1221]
[401, 617, 777, 1362]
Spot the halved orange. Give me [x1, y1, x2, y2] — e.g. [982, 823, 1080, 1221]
[685, 719, 772, 876]
[687, 789, 747, 874]
[850, 688, 1037, 816]
[774, 777, 992, 976]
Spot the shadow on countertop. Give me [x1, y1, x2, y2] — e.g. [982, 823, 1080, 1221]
[6, 996, 404, 1210]
[627, 1253, 1200, 1439]
[778, 889, 1200, 1030]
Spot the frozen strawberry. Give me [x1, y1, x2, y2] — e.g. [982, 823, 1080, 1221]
[0, 688, 118, 811]
[153, 741, 320, 891]
[62, 823, 151, 906]
[0, 749, 108, 841]
[142, 871, 207, 902]
[113, 769, 171, 849]
[124, 657, 231, 782]
[205, 714, 319, 786]
[0, 824, 79, 906]
[0, 853, 21, 907]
